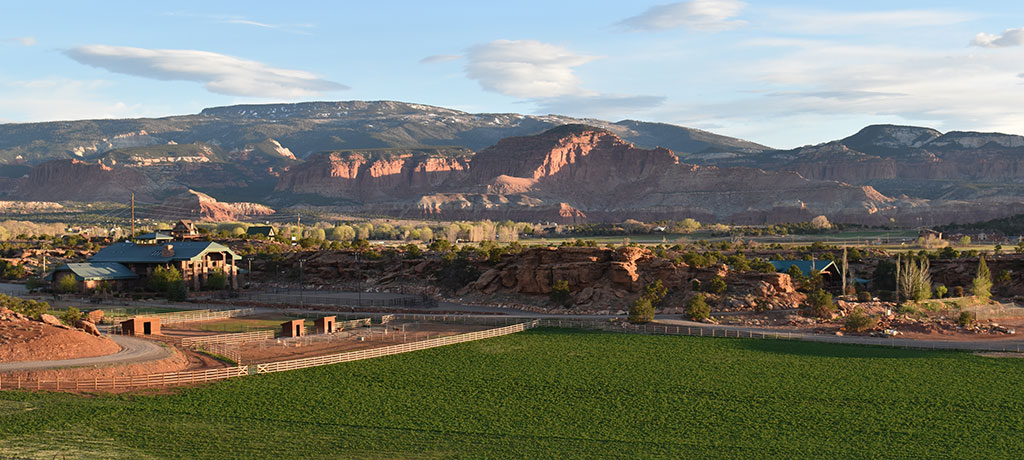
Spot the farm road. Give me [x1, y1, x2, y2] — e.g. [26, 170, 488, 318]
[0, 335, 170, 372]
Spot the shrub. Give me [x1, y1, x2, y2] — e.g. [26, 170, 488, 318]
[166, 281, 188, 301]
[56, 275, 78, 294]
[550, 280, 572, 307]
[61, 306, 83, 326]
[844, 308, 876, 332]
[706, 277, 727, 295]
[206, 270, 228, 290]
[628, 297, 654, 324]
[685, 294, 710, 321]
[434, 255, 480, 292]
[856, 291, 872, 302]
[0, 294, 49, 319]
[952, 286, 964, 297]
[643, 280, 668, 306]
[935, 285, 948, 299]
[805, 289, 834, 318]
[958, 310, 976, 327]
[24, 276, 43, 292]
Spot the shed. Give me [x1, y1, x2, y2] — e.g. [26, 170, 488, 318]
[133, 232, 173, 244]
[769, 260, 840, 277]
[281, 319, 305, 337]
[314, 316, 336, 334]
[122, 317, 161, 335]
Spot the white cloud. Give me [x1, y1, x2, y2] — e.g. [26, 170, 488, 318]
[420, 54, 462, 64]
[465, 39, 595, 98]
[64, 45, 347, 98]
[972, 28, 1024, 48]
[2, 37, 36, 46]
[769, 9, 972, 34]
[618, 0, 746, 32]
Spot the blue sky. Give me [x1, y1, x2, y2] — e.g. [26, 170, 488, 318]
[2, 0, 1024, 148]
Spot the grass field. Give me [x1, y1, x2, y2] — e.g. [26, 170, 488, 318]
[1, 329, 1023, 459]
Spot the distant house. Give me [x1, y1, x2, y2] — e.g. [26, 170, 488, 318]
[44, 262, 139, 293]
[769, 260, 842, 287]
[90, 241, 241, 291]
[246, 226, 276, 238]
[170, 220, 200, 240]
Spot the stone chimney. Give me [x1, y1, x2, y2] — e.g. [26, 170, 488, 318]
[161, 244, 175, 258]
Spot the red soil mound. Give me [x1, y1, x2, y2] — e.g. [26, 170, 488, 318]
[0, 308, 120, 363]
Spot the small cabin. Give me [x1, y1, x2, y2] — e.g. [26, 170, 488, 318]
[246, 226, 276, 238]
[314, 316, 336, 334]
[281, 319, 305, 337]
[122, 317, 161, 335]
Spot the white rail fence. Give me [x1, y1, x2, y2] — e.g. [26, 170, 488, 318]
[1, 321, 538, 392]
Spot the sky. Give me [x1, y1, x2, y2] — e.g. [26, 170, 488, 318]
[2, 0, 1024, 148]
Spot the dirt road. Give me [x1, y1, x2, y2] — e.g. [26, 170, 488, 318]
[0, 335, 171, 373]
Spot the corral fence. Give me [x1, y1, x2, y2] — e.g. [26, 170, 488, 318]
[973, 302, 1024, 321]
[237, 288, 436, 309]
[105, 308, 256, 334]
[0, 321, 538, 392]
[179, 330, 276, 347]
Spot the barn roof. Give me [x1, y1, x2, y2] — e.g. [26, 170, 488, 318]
[44, 262, 138, 281]
[90, 241, 240, 263]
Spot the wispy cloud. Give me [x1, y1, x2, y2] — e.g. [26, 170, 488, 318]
[64, 45, 347, 98]
[419, 54, 462, 64]
[972, 28, 1024, 48]
[618, 0, 746, 32]
[162, 12, 314, 35]
[768, 8, 973, 34]
[3, 37, 36, 46]
[0, 78, 152, 122]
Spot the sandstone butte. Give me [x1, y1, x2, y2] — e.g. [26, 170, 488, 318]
[274, 124, 894, 225]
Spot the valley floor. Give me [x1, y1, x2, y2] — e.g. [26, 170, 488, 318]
[2, 328, 1023, 459]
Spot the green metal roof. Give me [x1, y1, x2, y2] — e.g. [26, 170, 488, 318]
[246, 226, 275, 236]
[90, 241, 241, 264]
[45, 262, 138, 281]
[769, 260, 839, 276]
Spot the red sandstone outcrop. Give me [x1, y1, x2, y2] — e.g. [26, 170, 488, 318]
[12, 159, 157, 202]
[160, 189, 275, 222]
[275, 149, 471, 200]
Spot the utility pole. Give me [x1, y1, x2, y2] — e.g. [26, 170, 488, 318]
[130, 193, 136, 238]
[895, 253, 901, 304]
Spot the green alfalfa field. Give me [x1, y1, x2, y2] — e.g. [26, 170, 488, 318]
[1, 328, 1023, 459]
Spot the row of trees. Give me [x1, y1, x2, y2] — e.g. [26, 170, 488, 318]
[896, 255, 993, 302]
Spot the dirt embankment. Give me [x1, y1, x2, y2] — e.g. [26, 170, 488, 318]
[0, 308, 120, 363]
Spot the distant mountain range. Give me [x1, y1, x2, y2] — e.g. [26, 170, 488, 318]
[2, 101, 1024, 225]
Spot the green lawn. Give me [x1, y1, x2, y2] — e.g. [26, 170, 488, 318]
[1, 329, 1023, 459]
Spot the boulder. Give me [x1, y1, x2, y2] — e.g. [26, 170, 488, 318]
[40, 313, 64, 327]
[86, 309, 104, 324]
[76, 319, 102, 336]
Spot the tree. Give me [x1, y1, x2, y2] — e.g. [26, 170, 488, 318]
[898, 257, 932, 302]
[148, 266, 183, 293]
[550, 280, 572, 307]
[706, 277, 727, 295]
[685, 293, 710, 321]
[959, 236, 971, 247]
[628, 297, 654, 324]
[643, 280, 668, 306]
[805, 289, 834, 318]
[206, 270, 228, 290]
[56, 275, 78, 293]
[972, 256, 993, 301]
[935, 284, 948, 299]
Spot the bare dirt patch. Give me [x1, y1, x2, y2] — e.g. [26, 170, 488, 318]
[0, 310, 120, 363]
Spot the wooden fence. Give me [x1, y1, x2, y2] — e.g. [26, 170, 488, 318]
[0, 321, 538, 392]
[179, 330, 275, 347]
